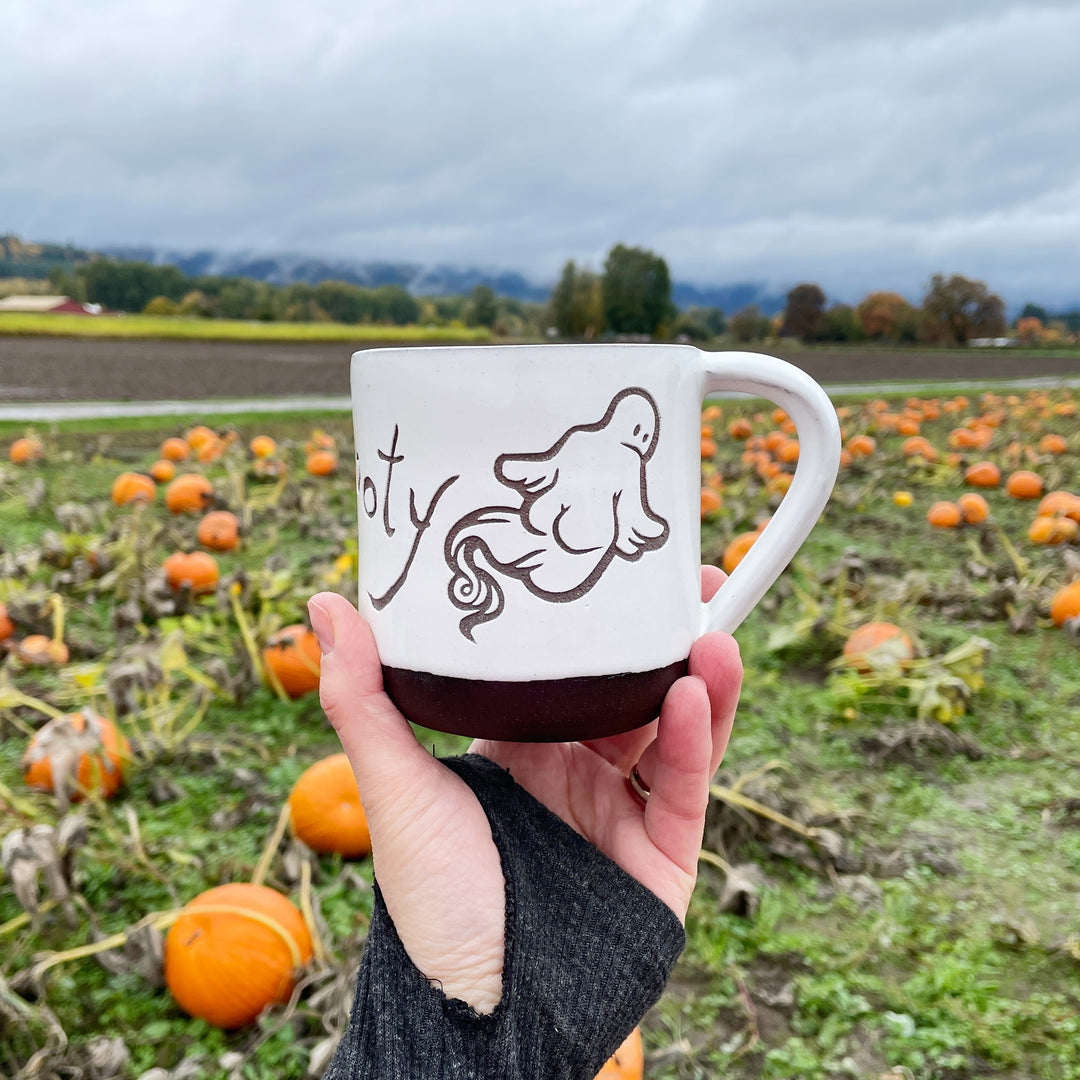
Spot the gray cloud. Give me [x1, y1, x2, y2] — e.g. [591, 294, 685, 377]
[2, 0, 1078, 305]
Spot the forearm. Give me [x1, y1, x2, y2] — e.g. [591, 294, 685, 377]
[324, 755, 685, 1080]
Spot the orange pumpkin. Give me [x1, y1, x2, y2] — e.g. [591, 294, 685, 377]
[846, 434, 875, 459]
[162, 551, 220, 594]
[722, 531, 758, 574]
[700, 488, 722, 519]
[1037, 491, 1080, 521]
[1050, 582, 1080, 627]
[197, 510, 241, 552]
[0, 602, 14, 642]
[595, 1027, 644, 1080]
[164, 883, 313, 1029]
[1029, 515, 1077, 545]
[927, 501, 962, 529]
[185, 425, 217, 452]
[700, 436, 718, 460]
[1038, 433, 1067, 455]
[964, 461, 1001, 488]
[289, 754, 371, 857]
[111, 471, 156, 506]
[150, 458, 177, 483]
[161, 437, 191, 462]
[702, 404, 723, 423]
[262, 624, 322, 698]
[197, 437, 226, 464]
[305, 450, 338, 476]
[901, 436, 937, 462]
[15, 634, 70, 666]
[9, 436, 44, 464]
[305, 430, 336, 454]
[957, 492, 989, 525]
[165, 474, 215, 514]
[23, 709, 130, 802]
[250, 435, 277, 459]
[728, 417, 752, 439]
[842, 622, 915, 672]
[1005, 470, 1043, 500]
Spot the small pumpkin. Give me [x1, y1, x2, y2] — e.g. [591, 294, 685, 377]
[728, 417, 752, 439]
[927, 501, 962, 528]
[197, 510, 241, 552]
[846, 434, 875, 459]
[197, 437, 226, 464]
[842, 622, 915, 672]
[957, 492, 989, 525]
[893, 491, 913, 507]
[721, 531, 758, 574]
[263, 624, 322, 698]
[150, 458, 177, 483]
[305, 430, 336, 454]
[305, 450, 338, 477]
[1037, 491, 1080, 521]
[0, 601, 14, 642]
[595, 1027, 643, 1080]
[161, 437, 191, 462]
[23, 708, 130, 802]
[1028, 515, 1077, 545]
[250, 435, 277, 459]
[164, 882, 313, 1029]
[15, 635, 70, 665]
[162, 551, 220, 594]
[165, 474, 215, 514]
[1038, 433, 1067, 455]
[700, 488, 722, 519]
[9, 436, 44, 464]
[699, 436, 717, 460]
[1004, 470, 1043, 500]
[289, 754, 371, 857]
[185, 425, 217, 452]
[964, 461, 1001, 488]
[111, 471, 156, 506]
[1050, 582, 1080, 627]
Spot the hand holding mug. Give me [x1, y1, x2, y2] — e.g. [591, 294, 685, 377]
[310, 567, 742, 1014]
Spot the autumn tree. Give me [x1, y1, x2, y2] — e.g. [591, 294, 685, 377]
[601, 244, 673, 336]
[856, 291, 917, 342]
[549, 260, 605, 338]
[781, 283, 826, 342]
[920, 273, 1006, 345]
[729, 304, 772, 343]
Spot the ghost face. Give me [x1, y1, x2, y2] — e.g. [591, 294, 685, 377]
[613, 392, 661, 461]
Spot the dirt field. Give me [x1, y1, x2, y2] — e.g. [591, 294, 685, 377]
[0, 335, 1077, 402]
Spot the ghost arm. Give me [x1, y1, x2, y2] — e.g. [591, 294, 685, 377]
[495, 453, 560, 497]
[613, 470, 669, 559]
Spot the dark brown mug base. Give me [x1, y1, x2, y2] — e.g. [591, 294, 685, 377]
[381, 659, 690, 742]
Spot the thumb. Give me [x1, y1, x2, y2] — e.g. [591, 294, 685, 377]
[307, 592, 433, 795]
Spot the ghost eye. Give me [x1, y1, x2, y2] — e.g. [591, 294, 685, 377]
[633, 424, 641, 436]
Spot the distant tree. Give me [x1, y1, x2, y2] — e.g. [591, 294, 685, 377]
[1020, 302, 1049, 323]
[179, 289, 214, 317]
[548, 261, 605, 337]
[729, 304, 771, 343]
[433, 295, 467, 324]
[820, 304, 865, 343]
[314, 281, 369, 324]
[467, 284, 498, 329]
[80, 259, 187, 312]
[855, 291, 917, 342]
[920, 273, 1006, 345]
[1015, 316, 1044, 344]
[374, 285, 419, 325]
[218, 279, 260, 320]
[143, 295, 180, 316]
[47, 266, 86, 302]
[781, 283, 826, 342]
[1063, 310, 1080, 334]
[601, 244, 673, 336]
[672, 306, 725, 342]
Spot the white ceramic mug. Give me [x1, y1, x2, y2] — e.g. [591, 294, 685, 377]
[351, 343, 840, 741]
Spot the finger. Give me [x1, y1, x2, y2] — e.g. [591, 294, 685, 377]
[689, 631, 743, 776]
[580, 720, 658, 774]
[641, 675, 713, 875]
[702, 564, 727, 602]
[307, 592, 433, 791]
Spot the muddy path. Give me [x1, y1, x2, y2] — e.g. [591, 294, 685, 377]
[0, 336, 1077, 404]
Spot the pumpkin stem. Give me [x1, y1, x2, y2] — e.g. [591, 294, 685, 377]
[252, 803, 292, 888]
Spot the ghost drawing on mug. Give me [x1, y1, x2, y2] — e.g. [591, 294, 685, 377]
[353, 344, 841, 742]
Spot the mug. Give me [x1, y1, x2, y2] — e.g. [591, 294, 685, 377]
[351, 343, 840, 742]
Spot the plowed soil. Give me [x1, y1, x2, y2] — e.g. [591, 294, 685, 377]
[0, 335, 1077, 402]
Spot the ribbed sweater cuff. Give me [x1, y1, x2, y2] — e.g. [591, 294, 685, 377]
[325, 753, 685, 1080]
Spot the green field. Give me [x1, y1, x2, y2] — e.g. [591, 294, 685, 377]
[2, 395, 1080, 1079]
[0, 311, 492, 343]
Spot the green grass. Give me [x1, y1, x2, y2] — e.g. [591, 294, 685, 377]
[0, 311, 492, 342]
[3, 393, 1080, 1078]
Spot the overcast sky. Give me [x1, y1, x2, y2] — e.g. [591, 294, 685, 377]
[3, 0, 1079, 306]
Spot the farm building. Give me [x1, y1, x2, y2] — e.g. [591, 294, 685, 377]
[0, 294, 104, 314]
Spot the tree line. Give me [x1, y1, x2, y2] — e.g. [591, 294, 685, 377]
[38, 244, 1080, 347]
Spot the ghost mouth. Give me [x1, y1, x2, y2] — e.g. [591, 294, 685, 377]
[620, 440, 646, 455]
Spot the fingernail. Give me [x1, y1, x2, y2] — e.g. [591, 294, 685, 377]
[307, 598, 335, 654]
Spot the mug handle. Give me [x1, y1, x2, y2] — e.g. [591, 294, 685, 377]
[696, 349, 842, 636]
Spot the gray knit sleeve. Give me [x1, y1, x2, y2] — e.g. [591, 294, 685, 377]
[324, 753, 685, 1079]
